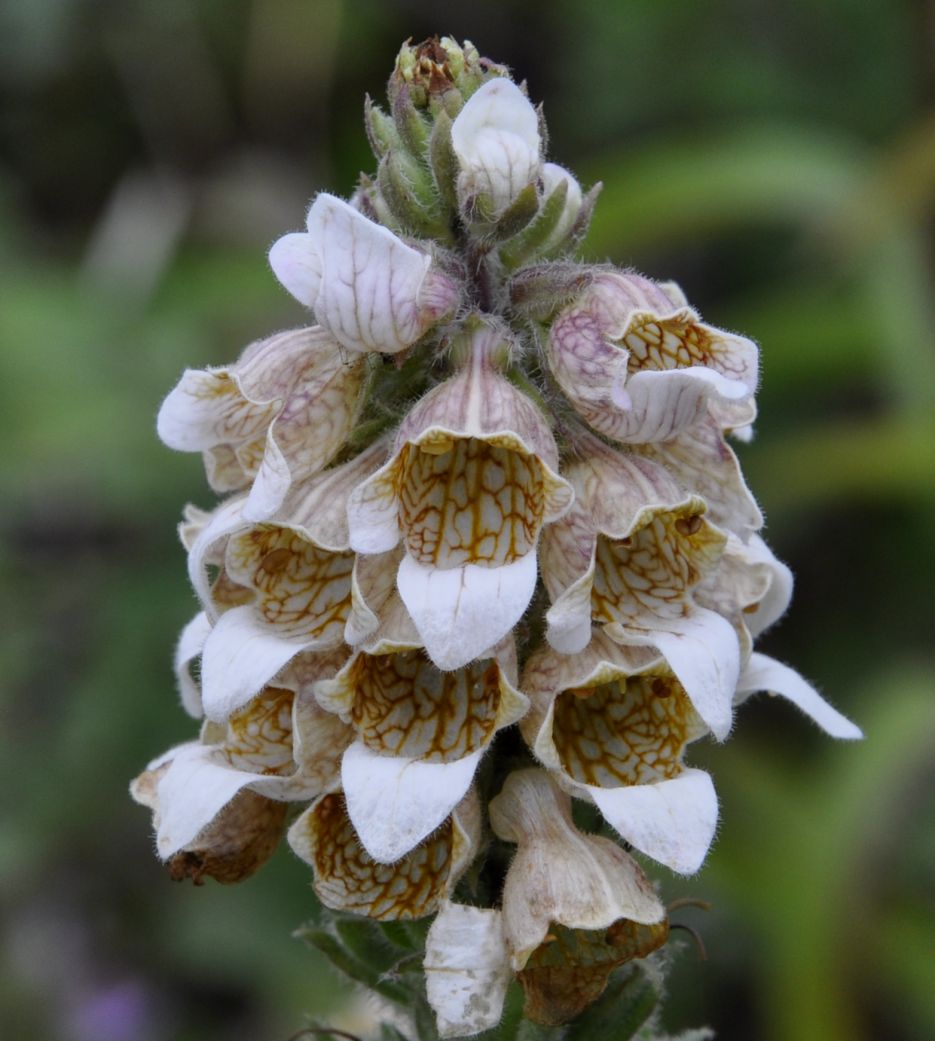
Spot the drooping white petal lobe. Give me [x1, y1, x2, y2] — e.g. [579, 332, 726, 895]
[737, 653, 863, 739]
[397, 552, 538, 670]
[174, 611, 211, 718]
[586, 768, 718, 875]
[613, 609, 739, 741]
[425, 903, 512, 1038]
[451, 78, 541, 217]
[341, 740, 483, 863]
[135, 742, 266, 858]
[200, 605, 310, 721]
[268, 232, 323, 307]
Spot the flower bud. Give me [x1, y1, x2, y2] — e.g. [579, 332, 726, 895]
[450, 78, 542, 222]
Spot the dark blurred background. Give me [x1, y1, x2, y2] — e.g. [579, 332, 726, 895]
[1, 2, 933, 1039]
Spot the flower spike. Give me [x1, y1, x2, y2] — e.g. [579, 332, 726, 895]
[133, 36, 861, 1037]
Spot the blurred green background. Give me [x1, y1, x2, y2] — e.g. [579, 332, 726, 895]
[1, 1, 933, 1039]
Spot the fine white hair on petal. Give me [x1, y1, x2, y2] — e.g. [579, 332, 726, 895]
[736, 653, 863, 739]
[200, 605, 312, 722]
[611, 609, 740, 742]
[585, 768, 719, 875]
[341, 741, 483, 863]
[397, 552, 538, 671]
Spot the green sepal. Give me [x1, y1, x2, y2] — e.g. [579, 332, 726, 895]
[377, 151, 450, 240]
[509, 263, 593, 322]
[429, 109, 460, 213]
[500, 179, 569, 268]
[365, 95, 401, 159]
[490, 182, 541, 241]
[392, 81, 430, 155]
[558, 181, 603, 256]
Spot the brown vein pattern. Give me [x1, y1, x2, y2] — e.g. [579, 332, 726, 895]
[398, 439, 544, 568]
[308, 793, 454, 919]
[225, 526, 354, 639]
[347, 650, 501, 761]
[551, 674, 699, 787]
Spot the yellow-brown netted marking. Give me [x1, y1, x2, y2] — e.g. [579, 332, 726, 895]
[168, 789, 288, 885]
[223, 686, 295, 774]
[590, 513, 712, 625]
[517, 919, 670, 1026]
[195, 372, 274, 443]
[624, 317, 732, 375]
[398, 438, 546, 568]
[552, 674, 697, 787]
[226, 526, 354, 638]
[307, 793, 455, 919]
[347, 650, 501, 761]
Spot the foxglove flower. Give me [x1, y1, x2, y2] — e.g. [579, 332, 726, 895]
[185, 440, 394, 720]
[157, 327, 365, 519]
[541, 432, 739, 738]
[288, 786, 481, 920]
[269, 193, 459, 354]
[347, 319, 573, 669]
[425, 770, 667, 1032]
[546, 271, 758, 444]
[134, 36, 862, 1038]
[315, 596, 527, 862]
[131, 650, 350, 882]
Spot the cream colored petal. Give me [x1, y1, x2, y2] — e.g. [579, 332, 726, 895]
[425, 903, 512, 1038]
[274, 438, 390, 552]
[398, 322, 565, 473]
[398, 551, 538, 670]
[342, 741, 483, 863]
[489, 769, 665, 968]
[288, 788, 480, 920]
[157, 368, 276, 455]
[736, 653, 862, 739]
[306, 193, 447, 353]
[532, 665, 707, 789]
[243, 344, 365, 521]
[160, 328, 359, 511]
[200, 605, 318, 721]
[187, 495, 249, 616]
[584, 768, 718, 875]
[268, 231, 323, 307]
[344, 548, 400, 645]
[695, 533, 792, 655]
[346, 457, 402, 554]
[607, 608, 740, 742]
[600, 366, 752, 444]
[451, 78, 541, 217]
[133, 741, 293, 860]
[174, 611, 210, 718]
[223, 525, 354, 643]
[321, 648, 527, 762]
[398, 438, 553, 569]
[632, 412, 763, 537]
[548, 272, 757, 445]
[541, 507, 598, 656]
